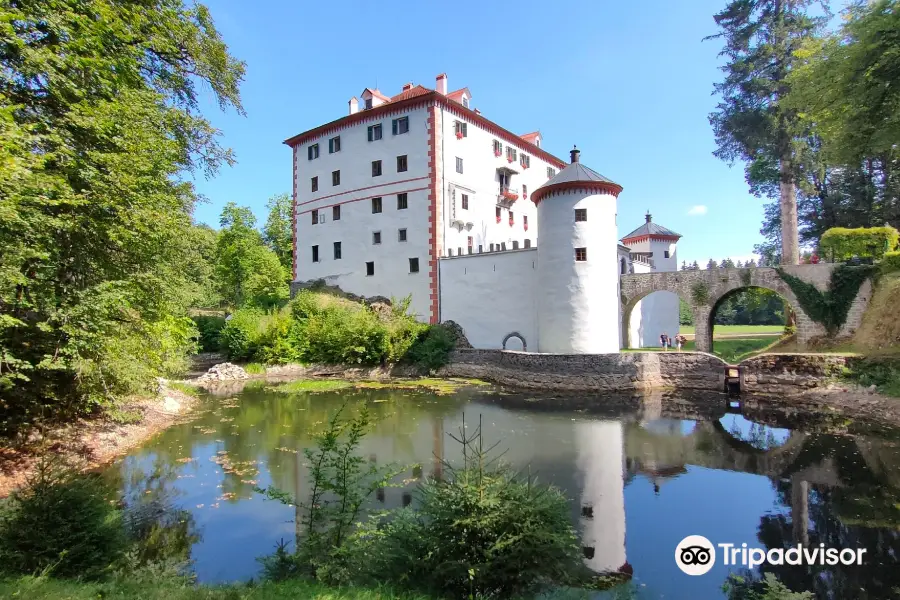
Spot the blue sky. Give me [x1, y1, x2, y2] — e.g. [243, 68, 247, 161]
[191, 0, 771, 267]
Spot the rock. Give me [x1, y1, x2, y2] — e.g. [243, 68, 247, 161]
[196, 362, 250, 384]
[440, 320, 473, 349]
[162, 396, 182, 413]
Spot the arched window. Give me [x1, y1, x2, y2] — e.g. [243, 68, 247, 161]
[620, 257, 627, 274]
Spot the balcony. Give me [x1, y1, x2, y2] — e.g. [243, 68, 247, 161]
[497, 186, 519, 207]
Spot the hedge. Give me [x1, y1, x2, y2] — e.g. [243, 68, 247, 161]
[819, 226, 899, 261]
[882, 251, 900, 275]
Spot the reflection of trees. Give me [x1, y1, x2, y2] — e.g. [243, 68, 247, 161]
[751, 434, 900, 599]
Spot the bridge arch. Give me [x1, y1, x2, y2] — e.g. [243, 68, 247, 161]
[621, 288, 691, 350]
[698, 285, 794, 358]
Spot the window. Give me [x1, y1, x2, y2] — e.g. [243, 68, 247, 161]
[575, 247, 587, 262]
[509, 211, 514, 224]
[501, 242, 507, 251]
[409, 258, 419, 273]
[467, 236, 473, 249]
[455, 157, 463, 174]
[462, 96, 469, 108]
[311, 176, 318, 192]
[575, 208, 587, 222]
[332, 205, 341, 220]
[366, 261, 374, 276]
[493, 139, 502, 155]
[311, 245, 319, 263]
[512, 241, 519, 250]
[524, 215, 528, 229]
[365, 97, 373, 109]
[506, 147, 517, 161]
[620, 257, 626, 274]
[308, 144, 319, 160]
[311, 209, 318, 225]
[372, 160, 382, 177]
[522, 184, 527, 198]
[495, 206, 501, 220]
[398, 228, 407, 242]
[367, 123, 382, 141]
[328, 136, 341, 153]
[392, 116, 409, 135]
[397, 193, 408, 210]
[490, 243, 495, 251]
[332, 170, 340, 186]
[461, 194, 469, 210]
[664, 250, 671, 258]
[397, 155, 408, 172]
[547, 167, 556, 178]
[334, 241, 342, 260]
[372, 197, 382, 213]
[524, 239, 531, 248]
[373, 231, 381, 245]
[521, 154, 531, 168]
[454, 121, 467, 138]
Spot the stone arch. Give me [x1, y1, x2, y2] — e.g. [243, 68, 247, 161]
[502, 331, 527, 352]
[697, 284, 798, 356]
[621, 288, 691, 350]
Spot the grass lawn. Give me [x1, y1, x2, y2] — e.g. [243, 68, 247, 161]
[679, 324, 785, 335]
[624, 336, 782, 363]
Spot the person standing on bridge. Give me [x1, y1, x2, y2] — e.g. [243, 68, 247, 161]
[659, 333, 668, 350]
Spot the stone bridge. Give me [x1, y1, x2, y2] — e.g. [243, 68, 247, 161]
[619, 264, 872, 353]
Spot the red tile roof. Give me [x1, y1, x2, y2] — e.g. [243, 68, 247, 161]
[445, 87, 471, 103]
[361, 87, 390, 102]
[390, 85, 432, 102]
[520, 131, 541, 144]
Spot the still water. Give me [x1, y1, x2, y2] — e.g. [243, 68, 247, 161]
[105, 381, 900, 599]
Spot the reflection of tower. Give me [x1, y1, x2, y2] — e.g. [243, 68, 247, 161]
[575, 420, 628, 574]
[431, 416, 444, 481]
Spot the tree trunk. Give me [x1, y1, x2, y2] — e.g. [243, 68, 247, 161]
[780, 157, 800, 265]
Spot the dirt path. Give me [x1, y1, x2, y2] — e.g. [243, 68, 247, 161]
[0, 386, 197, 499]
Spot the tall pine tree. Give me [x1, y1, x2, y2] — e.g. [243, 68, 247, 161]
[707, 0, 825, 265]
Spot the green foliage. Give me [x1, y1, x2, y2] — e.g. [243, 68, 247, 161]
[256, 403, 408, 584]
[707, 0, 824, 263]
[776, 265, 875, 334]
[714, 288, 785, 326]
[0, 459, 126, 579]
[679, 299, 693, 325]
[691, 282, 710, 305]
[880, 251, 900, 276]
[0, 0, 244, 432]
[218, 308, 268, 361]
[724, 573, 814, 600]
[192, 315, 226, 353]
[406, 324, 456, 372]
[842, 357, 900, 398]
[263, 193, 295, 275]
[819, 227, 899, 261]
[350, 417, 584, 599]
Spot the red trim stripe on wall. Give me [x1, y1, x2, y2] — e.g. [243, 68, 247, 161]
[427, 105, 440, 325]
[298, 176, 429, 207]
[297, 186, 429, 215]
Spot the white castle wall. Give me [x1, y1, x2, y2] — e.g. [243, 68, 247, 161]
[293, 105, 433, 320]
[536, 190, 620, 354]
[575, 420, 627, 573]
[439, 249, 537, 350]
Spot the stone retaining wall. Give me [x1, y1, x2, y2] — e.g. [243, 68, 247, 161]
[444, 350, 858, 396]
[441, 349, 726, 392]
[740, 354, 852, 395]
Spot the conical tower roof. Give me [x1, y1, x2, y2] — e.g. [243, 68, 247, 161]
[531, 146, 622, 205]
[621, 211, 681, 244]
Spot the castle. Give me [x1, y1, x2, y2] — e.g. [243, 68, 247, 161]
[285, 73, 680, 352]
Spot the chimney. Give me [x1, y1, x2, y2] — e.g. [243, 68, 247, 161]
[436, 73, 447, 95]
[570, 145, 580, 164]
[645, 211, 652, 223]
[349, 96, 358, 115]
[402, 82, 413, 91]
[474, 108, 481, 115]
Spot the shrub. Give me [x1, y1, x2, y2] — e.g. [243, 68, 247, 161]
[406, 324, 456, 372]
[219, 308, 265, 361]
[724, 573, 813, 599]
[881, 250, 900, 275]
[819, 226, 899, 261]
[0, 458, 127, 579]
[351, 418, 583, 599]
[191, 315, 226, 353]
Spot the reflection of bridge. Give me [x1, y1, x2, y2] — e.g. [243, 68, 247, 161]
[619, 264, 872, 352]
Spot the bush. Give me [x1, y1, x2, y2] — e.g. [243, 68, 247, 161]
[880, 250, 900, 275]
[191, 315, 226, 353]
[406, 324, 456, 372]
[350, 418, 583, 599]
[0, 459, 127, 579]
[819, 226, 899, 261]
[218, 308, 264, 360]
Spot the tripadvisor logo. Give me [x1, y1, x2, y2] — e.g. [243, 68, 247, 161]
[675, 535, 867, 576]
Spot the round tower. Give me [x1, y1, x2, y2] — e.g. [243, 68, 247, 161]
[532, 147, 623, 354]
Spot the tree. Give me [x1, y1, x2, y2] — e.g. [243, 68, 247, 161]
[707, 259, 719, 270]
[707, 0, 825, 265]
[681, 260, 689, 271]
[721, 258, 736, 268]
[692, 260, 701, 270]
[263, 193, 294, 275]
[0, 0, 245, 429]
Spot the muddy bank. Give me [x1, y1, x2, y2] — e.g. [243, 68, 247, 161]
[0, 385, 197, 498]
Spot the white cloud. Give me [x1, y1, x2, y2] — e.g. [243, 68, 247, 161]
[687, 205, 708, 216]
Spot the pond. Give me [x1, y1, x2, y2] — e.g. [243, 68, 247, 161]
[104, 380, 900, 599]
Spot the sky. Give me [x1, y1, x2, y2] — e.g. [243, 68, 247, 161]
[191, 0, 772, 267]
